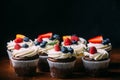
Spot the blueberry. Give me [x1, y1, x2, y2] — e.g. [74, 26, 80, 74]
[53, 34, 60, 40]
[68, 47, 74, 53]
[42, 41, 48, 45]
[102, 38, 110, 45]
[22, 44, 29, 48]
[49, 36, 54, 40]
[40, 43, 46, 48]
[61, 46, 68, 53]
[72, 40, 77, 44]
[34, 41, 40, 46]
[23, 37, 29, 42]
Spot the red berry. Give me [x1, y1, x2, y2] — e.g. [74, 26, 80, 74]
[14, 38, 23, 43]
[89, 46, 97, 54]
[88, 35, 103, 43]
[54, 44, 60, 51]
[64, 38, 72, 46]
[37, 37, 43, 42]
[14, 44, 21, 50]
[71, 35, 79, 41]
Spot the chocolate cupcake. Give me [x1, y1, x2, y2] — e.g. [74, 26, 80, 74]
[11, 46, 39, 76]
[61, 35, 87, 72]
[34, 32, 60, 72]
[82, 46, 110, 77]
[47, 44, 76, 78]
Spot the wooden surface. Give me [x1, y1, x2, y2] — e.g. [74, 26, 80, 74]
[0, 48, 120, 80]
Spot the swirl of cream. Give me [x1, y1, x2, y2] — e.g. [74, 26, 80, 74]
[84, 49, 109, 61]
[12, 46, 39, 58]
[7, 40, 34, 51]
[87, 43, 112, 51]
[47, 49, 75, 59]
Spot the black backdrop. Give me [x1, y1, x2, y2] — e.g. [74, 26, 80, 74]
[2, 0, 120, 55]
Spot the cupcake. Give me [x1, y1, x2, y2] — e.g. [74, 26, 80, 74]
[11, 46, 39, 76]
[6, 34, 34, 60]
[82, 46, 110, 77]
[47, 44, 76, 78]
[62, 35, 87, 72]
[34, 32, 60, 72]
[87, 35, 112, 52]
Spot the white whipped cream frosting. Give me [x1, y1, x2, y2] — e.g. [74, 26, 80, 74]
[12, 46, 39, 58]
[7, 40, 34, 51]
[47, 49, 75, 59]
[84, 49, 109, 61]
[87, 42, 112, 51]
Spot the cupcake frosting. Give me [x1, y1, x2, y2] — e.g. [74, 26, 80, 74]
[87, 43, 112, 51]
[7, 34, 34, 51]
[47, 49, 75, 59]
[84, 49, 109, 61]
[12, 46, 39, 58]
[7, 40, 33, 51]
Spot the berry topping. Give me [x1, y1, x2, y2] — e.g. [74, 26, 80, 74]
[68, 47, 74, 53]
[61, 46, 68, 53]
[71, 35, 79, 41]
[14, 38, 23, 43]
[23, 37, 29, 42]
[16, 34, 25, 38]
[37, 37, 43, 43]
[102, 38, 110, 45]
[54, 44, 61, 51]
[53, 34, 60, 40]
[14, 44, 21, 50]
[22, 44, 29, 48]
[64, 38, 72, 46]
[40, 41, 47, 48]
[38, 32, 53, 39]
[88, 35, 103, 43]
[34, 41, 40, 46]
[89, 46, 97, 54]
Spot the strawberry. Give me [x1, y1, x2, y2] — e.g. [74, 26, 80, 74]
[88, 35, 103, 43]
[14, 44, 21, 50]
[37, 37, 43, 43]
[89, 46, 97, 54]
[71, 35, 79, 41]
[54, 44, 60, 51]
[64, 38, 72, 46]
[38, 32, 52, 39]
[14, 38, 23, 43]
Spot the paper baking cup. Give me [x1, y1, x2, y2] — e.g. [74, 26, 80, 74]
[11, 58, 39, 76]
[47, 59, 76, 78]
[82, 57, 110, 76]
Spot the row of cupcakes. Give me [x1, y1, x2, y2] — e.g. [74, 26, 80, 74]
[6, 32, 112, 78]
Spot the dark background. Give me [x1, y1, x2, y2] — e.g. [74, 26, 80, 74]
[2, 0, 120, 56]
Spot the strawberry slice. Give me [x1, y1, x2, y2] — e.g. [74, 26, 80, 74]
[88, 35, 103, 43]
[14, 38, 23, 43]
[14, 44, 21, 50]
[38, 32, 53, 39]
[64, 38, 72, 46]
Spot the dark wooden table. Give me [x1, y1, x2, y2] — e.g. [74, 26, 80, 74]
[0, 48, 120, 80]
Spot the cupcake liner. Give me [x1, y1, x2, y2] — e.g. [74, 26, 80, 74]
[82, 57, 110, 76]
[11, 58, 39, 76]
[38, 55, 49, 72]
[47, 59, 76, 78]
[7, 50, 12, 60]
